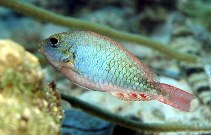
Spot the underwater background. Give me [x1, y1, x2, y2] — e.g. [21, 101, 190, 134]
[0, 0, 211, 135]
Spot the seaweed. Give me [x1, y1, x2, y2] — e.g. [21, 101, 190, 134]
[0, 0, 198, 63]
[61, 94, 211, 133]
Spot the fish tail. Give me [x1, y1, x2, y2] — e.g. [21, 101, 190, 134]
[154, 82, 196, 112]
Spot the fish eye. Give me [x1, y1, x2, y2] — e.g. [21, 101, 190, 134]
[49, 36, 59, 47]
[72, 52, 76, 59]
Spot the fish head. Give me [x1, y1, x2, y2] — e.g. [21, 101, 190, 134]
[39, 32, 75, 70]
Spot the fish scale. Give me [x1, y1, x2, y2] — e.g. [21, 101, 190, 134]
[39, 31, 196, 112]
[73, 33, 145, 91]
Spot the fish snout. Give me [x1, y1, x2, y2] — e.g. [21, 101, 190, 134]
[38, 48, 45, 55]
[38, 40, 44, 48]
[38, 39, 50, 55]
[38, 40, 45, 55]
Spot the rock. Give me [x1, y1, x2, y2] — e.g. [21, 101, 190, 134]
[136, 6, 170, 35]
[0, 40, 63, 135]
[178, 0, 211, 30]
[79, 7, 134, 31]
[0, 39, 40, 75]
[205, 65, 211, 77]
[31, 0, 87, 15]
[171, 36, 201, 54]
[84, 0, 135, 10]
[61, 109, 114, 135]
[187, 22, 211, 48]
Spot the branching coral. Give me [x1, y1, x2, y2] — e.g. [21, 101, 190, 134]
[0, 0, 198, 63]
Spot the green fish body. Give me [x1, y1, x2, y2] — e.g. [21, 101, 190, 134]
[39, 31, 195, 112]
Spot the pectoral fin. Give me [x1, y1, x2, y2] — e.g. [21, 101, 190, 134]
[60, 60, 80, 74]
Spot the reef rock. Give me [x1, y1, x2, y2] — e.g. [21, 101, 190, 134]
[0, 40, 63, 135]
[0, 39, 40, 74]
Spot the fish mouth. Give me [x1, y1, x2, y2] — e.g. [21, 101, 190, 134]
[38, 47, 63, 70]
[38, 46, 70, 71]
[38, 48, 45, 55]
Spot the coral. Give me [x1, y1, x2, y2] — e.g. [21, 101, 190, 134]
[0, 39, 40, 75]
[0, 40, 63, 135]
[0, 0, 197, 63]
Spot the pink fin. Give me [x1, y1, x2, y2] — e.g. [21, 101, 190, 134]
[155, 82, 196, 112]
[108, 92, 152, 101]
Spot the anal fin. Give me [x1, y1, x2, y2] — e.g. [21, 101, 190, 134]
[108, 92, 152, 101]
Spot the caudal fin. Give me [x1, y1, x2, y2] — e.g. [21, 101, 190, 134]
[155, 82, 196, 112]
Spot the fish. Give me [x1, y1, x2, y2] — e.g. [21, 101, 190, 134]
[39, 31, 196, 112]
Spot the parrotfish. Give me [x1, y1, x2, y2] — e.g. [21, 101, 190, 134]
[39, 31, 196, 112]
